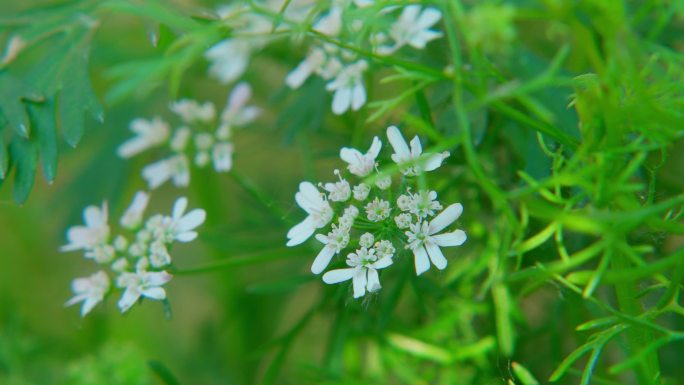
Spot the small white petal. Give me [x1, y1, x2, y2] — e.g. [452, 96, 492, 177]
[176, 231, 198, 242]
[387, 125, 410, 160]
[141, 287, 167, 300]
[425, 242, 448, 270]
[311, 245, 336, 274]
[433, 230, 467, 247]
[429, 203, 463, 235]
[423, 151, 450, 171]
[366, 268, 381, 292]
[413, 246, 431, 275]
[352, 268, 367, 298]
[177, 209, 206, 232]
[409, 136, 423, 158]
[118, 288, 141, 313]
[286, 216, 316, 246]
[322, 268, 355, 284]
[350, 82, 366, 111]
[172, 197, 189, 219]
[332, 86, 352, 115]
[371, 256, 393, 270]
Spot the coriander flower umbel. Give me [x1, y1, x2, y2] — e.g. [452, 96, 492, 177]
[287, 125, 467, 299]
[377, 6, 443, 55]
[61, 202, 110, 252]
[62, 193, 206, 317]
[119, 83, 260, 189]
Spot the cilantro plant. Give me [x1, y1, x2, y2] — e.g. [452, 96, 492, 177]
[1, 1, 684, 385]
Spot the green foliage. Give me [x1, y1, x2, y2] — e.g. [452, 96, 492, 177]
[1, 0, 684, 384]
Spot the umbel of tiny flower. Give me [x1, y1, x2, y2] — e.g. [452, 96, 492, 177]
[285, 2, 445, 115]
[62, 193, 206, 317]
[286, 125, 467, 299]
[118, 82, 260, 190]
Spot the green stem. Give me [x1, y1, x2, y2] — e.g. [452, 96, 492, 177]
[172, 248, 301, 275]
[230, 170, 288, 224]
[610, 240, 661, 385]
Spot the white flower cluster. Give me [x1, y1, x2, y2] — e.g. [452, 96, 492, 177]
[205, 0, 313, 84]
[117, 83, 260, 190]
[286, 126, 465, 298]
[62, 193, 206, 317]
[286, 2, 444, 114]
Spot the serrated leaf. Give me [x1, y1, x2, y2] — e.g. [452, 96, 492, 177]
[57, 43, 103, 147]
[28, 102, 58, 182]
[9, 138, 37, 203]
[0, 71, 43, 138]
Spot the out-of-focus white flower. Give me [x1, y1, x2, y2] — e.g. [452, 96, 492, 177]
[286, 48, 327, 89]
[322, 247, 393, 298]
[205, 39, 252, 84]
[149, 240, 171, 267]
[326, 60, 368, 115]
[164, 197, 207, 243]
[221, 82, 261, 127]
[142, 154, 190, 190]
[311, 225, 350, 274]
[61, 203, 110, 252]
[405, 203, 467, 275]
[313, 6, 343, 36]
[117, 117, 170, 159]
[287, 182, 334, 246]
[386, 125, 449, 176]
[365, 197, 390, 222]
[377, 5, 443, 55]
[340, 136, 381, 177]
[120, 191, 150, 229]
[170, 127, 192, 152]
[116, 270, 172, 313]
[84, 245, 116, 264]
[65, 271, 110, 317]
[212, 142, 234, 172]
[170, 100, 216, 124]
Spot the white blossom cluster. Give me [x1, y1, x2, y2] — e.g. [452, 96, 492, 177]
[117, 83, 260, 190]
[62, 193, 206, 317]
[285, 1, 444, 114]
[286, 126, 466, 298]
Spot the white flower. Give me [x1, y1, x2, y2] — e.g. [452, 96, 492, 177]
[365, 197, 390, 222]
[220, 82, 261, 135]
[377, 6, 443, 55]
[142, 154, 190, 189]
[322, 247, 393, 298]
[338, 205, 359, 230]
[405, 203, 467, 275]
[394, 213, 412, 229]
[194, 132, 214, 151]
[205, 39, 252, 84]
[409, 190, 442, 218]
[170, 127, 192, 152]
[340, 136, 381, 177]
[164, 197, 207, 242]
[149, 240, 171, 267]
[359, 232, 375, 248]
[387, 125, 450, 176]
[374, 239, 396, 259]
[397, 194, 412, 211]
[212, 142, 234, 172]
[353, 183, 371, 201]
[61, 202, 110, 252]
[195, 151, 211, 167]
[84, 245, 115, 264]
[323, 170, 351, 202]
[120, 191, 150, 229]
[326, 60, 368, 115]
[117, 117, 170, 159]
[116, 270, 172, 313]
[113, 235, 128, 252]
[170, 100, 216, 124]
[287, 182, 334, 246]
[111, 258, 129, 273]
[286, 48, 328, 89]
[311, 225, 350, 274]
[313, 6, 343, 36]
[65, 271, 110, 317]
[375, 175, 392, 190]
